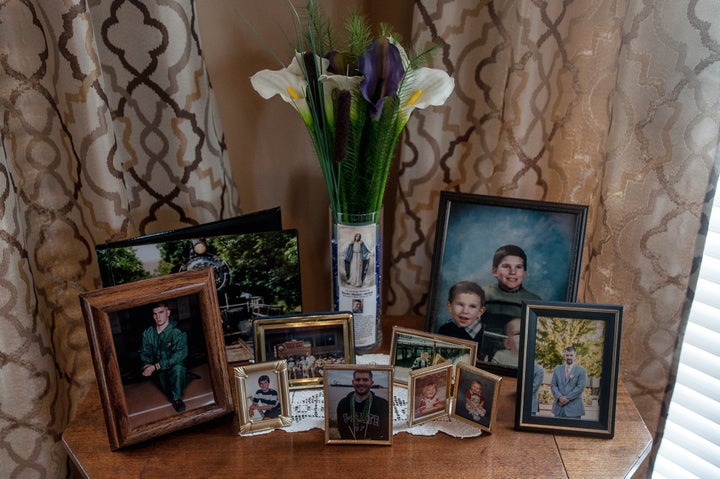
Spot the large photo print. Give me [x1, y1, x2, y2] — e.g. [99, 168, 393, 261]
[97, 229, 302, 363]
[425, 192, 588, 375]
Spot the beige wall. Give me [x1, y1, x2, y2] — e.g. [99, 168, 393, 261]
[197, 1, 414, 312]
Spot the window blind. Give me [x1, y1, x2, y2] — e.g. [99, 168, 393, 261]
[653, 189, 720, 479]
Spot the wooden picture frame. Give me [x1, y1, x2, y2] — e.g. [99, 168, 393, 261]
[389, 326, 477, 386]
[253, 312, 355, 390]
[515, 301, 623, 438]
[323, 364, 393, 446]
[233, 360, 292, 434]
[79, 268, 233, 450]
[407, 362, 453, 426]
[96, 223, 302, 366]
[426, 192, 588, 376]
[451, 362, 503, 433]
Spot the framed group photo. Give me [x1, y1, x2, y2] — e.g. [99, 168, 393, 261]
[515, 301, 622, 438]
[79, 268, 233, 450]
[451, 362, 503, 433]
[407, 362, 453, 426]
[234, 360, 291, 434]
[389, 326, 477, 386]
[323, 364, 393, 446]
[425, 192, 588, 376]
[253, 312, 355, 389]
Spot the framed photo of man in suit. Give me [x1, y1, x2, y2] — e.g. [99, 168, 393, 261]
[515, 301, 622, 438]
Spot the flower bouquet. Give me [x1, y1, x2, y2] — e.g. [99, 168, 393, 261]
[250, 1, 454, 217]
[249, 1, 454, 350]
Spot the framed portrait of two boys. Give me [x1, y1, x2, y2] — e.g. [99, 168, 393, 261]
[425, 192, 588, 376]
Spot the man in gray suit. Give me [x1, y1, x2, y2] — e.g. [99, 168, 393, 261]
[550, 346, 587, 419]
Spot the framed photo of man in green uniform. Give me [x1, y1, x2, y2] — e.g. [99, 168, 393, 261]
[80, 268, 233, 450]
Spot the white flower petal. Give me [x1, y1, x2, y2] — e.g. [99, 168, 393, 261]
[250, 68, 306, 103]
[319, 74, 362, 92]
[402, 67, 454, 112]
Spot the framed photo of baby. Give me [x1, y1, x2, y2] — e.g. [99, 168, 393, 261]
[515, 301, 622, 438]
[425, 192, 588, 376]
[451, 362, 503, 433]
[407, 362, 453, 426]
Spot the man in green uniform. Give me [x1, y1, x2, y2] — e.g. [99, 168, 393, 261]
[140, 302, 191, 412]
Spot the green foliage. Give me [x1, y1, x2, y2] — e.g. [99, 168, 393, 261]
[345, 11, 372, 66]
[158, 240, 193, 275]
[209, 234, 301, 311]
[534, 316, 605, 378]
[303, 0, 333, 54]
[97, 247, 150, 285]
[292, 0, 439, 216]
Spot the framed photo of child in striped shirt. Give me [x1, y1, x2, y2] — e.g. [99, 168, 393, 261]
[233, 360, 291, 434]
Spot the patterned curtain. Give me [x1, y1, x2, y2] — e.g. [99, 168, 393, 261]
[0, 1, 238, 477]
[389, 0, 719, 475]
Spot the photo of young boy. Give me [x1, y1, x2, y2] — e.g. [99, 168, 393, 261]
[437, 281, 486, 357]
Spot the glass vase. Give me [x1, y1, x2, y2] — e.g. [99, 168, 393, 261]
[331, 208, 383, 353]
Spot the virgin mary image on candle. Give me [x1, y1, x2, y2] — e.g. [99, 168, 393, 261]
[343, 232, 373, 288]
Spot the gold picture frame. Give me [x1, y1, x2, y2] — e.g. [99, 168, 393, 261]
[323, 364, 393, 446]
[407, 362, 453, 427]
[389, 326, 477, 386]
[233, 360, 292, 434]
[253, 312, 355, 390]
[451, 362, 502, 433]
[79, 268, 233, 450]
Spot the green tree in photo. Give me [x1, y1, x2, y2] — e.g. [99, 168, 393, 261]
[97, 247, 150, 285]
[157, 240, 192, 275]
[210, 233, 301, 311]
[535, 316, 604, 378]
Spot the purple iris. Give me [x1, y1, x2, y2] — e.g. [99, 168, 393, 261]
[358, 38, 405, 118]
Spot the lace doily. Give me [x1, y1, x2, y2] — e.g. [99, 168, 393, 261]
[248, 354, 482, 438]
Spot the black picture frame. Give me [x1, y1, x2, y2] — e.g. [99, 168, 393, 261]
[515, 301, 622, 438]
[95, 207, 282, 250]
[78, 268, 233, 450]
[425, 192, 588, 376]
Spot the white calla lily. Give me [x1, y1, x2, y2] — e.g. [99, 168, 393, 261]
[250, 54, 329, 128]
[398, 67, 455, 128]
[249, 1, 454, 215]
[319, 73, 363, 124]
[319, 73, 362, 92]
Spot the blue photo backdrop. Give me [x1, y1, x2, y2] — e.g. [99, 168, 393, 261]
[429, 194, 586, 333]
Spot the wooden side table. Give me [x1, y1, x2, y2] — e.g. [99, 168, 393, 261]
[63, 316, 652, 479]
